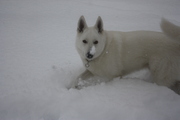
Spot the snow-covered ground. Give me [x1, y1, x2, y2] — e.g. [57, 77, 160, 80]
[1, 0, 180, 120]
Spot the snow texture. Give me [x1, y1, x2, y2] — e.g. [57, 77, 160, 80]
[90, 46, 96, 55]
[0, 0, 180, 120]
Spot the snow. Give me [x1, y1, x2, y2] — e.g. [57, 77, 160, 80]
[0, 0, 180, 120]
[90, 46, 96, 55]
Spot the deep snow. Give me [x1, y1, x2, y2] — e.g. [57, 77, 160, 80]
[0, 0, 180, 120]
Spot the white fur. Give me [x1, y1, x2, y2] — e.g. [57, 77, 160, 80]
[75, 16, 180, 91]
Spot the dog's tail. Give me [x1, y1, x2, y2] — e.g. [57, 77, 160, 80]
[161, 18, 180, 40]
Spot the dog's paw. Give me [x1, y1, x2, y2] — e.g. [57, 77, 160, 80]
[74, 84, 83, 90]
[68, 78, 85, 89]
[74, 79, 89, 89]
[71, 76, 109, 90]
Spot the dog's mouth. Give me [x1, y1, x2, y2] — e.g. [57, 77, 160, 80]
[86, 58, 93, 62]
[86, 56, 94, 61]
[86, 52, 94, 60]
[86, 59, 90, 62]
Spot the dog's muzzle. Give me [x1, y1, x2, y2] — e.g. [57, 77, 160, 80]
[86, 52, 94, 59]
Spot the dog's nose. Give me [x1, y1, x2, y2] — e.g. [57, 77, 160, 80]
[86, 52, 93, 59]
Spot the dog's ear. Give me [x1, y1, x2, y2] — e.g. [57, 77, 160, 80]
[94, 16, 103, 33]
[77, 16, 87, 33]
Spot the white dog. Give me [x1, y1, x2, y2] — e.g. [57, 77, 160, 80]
[75, 16, 180, 94]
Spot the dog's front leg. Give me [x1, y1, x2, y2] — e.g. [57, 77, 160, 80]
[78, 69, 93, 80]
[74, 70, 93, 89]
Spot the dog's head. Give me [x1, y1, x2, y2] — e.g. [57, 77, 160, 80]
[76, 16, 106, 61]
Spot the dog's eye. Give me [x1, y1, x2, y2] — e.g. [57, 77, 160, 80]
[82, 40, 88, 44]
[94, 40, 98, 45]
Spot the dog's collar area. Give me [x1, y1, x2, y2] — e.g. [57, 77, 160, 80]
[85, 62, 89, 68]
[85, 59, 90, 68]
